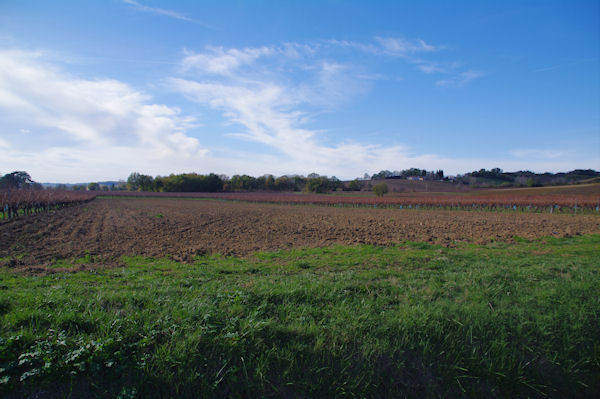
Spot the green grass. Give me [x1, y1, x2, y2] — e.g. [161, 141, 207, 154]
[1, 235, 599, 398]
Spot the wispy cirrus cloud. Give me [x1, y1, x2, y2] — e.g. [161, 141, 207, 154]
[181, 46, 275, 75]
[436, 70, 484, 88]
[375, 37, 441, 55]
[417, 63, 446, 74]
[180, 38, 479, 89]
[532, 57, 598, 73]
[323, 37, 478, 85]
[324, 37, 440, 56]
[122, 0, 191, 21]
[122, 0, 214, 28]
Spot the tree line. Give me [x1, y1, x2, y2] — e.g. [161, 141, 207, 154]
[124, 172, 350, 194]
[5, 167, 598, 197]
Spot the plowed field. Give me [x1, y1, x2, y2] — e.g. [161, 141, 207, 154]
[2, 197, 599, 266]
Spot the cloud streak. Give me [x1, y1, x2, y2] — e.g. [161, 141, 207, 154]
[323, 37, 478, 85]
[375, 37, 441, 55]
[181, 46, 275, 76]
[122, 0, 214, 28]
[436, 70, 484, 88]
[123, 0, 192, 21]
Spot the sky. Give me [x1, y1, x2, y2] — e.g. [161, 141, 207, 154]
[0, 0, 599, 183]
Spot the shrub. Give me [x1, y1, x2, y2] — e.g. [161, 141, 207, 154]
[373, 183, 388, 197]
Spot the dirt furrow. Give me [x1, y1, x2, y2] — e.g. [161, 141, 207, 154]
[1, 197, 598, 266]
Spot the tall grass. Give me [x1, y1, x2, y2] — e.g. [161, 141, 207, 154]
[1, 235, 599, 398]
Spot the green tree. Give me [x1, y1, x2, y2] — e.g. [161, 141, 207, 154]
[373, 182, 389, 197]
[159, 173, 223, 192]
[127, 172, 154, 191]
[263, 174, 275, 190]
[127, 172, 142, 191]
[305, 177, 329, 193]
[138, 175, 155, 191]
[87, 182, 100, 191]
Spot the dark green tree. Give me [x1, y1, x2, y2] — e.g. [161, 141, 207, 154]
[0, 171, 33, 188]
[347, 179, 362, 191]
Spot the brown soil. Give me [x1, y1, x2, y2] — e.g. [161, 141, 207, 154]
[1, 198, 599, 265]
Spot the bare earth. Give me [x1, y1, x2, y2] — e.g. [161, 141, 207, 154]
[1, 197, 599, 265]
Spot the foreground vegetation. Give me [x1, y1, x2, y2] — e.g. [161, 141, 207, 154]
[1, 235, 599, 398]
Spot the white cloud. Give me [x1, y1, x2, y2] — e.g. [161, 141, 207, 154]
[417, 63, 446, 74]
[182, 46, 274, 75]
[326, 37, 440, 56]
[322, 39, 377, 54]
[375, 37, 440, 55]
[0, 50, 207, 180]
[171, 75, 375, 172]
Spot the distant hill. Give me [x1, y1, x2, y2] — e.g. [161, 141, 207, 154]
[364, 168, 600, 191]
[455, 169, 600, 188]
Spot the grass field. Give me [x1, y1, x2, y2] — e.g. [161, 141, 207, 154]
[1, 234, 598, 398]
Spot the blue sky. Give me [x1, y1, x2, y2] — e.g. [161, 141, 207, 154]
[0, 0, 598, 182]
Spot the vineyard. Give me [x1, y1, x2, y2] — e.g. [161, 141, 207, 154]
[105, 189, 600, 211]
[0, 189, 96, 220]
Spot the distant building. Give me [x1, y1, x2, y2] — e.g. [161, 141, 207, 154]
[407, 176, 424, 181]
